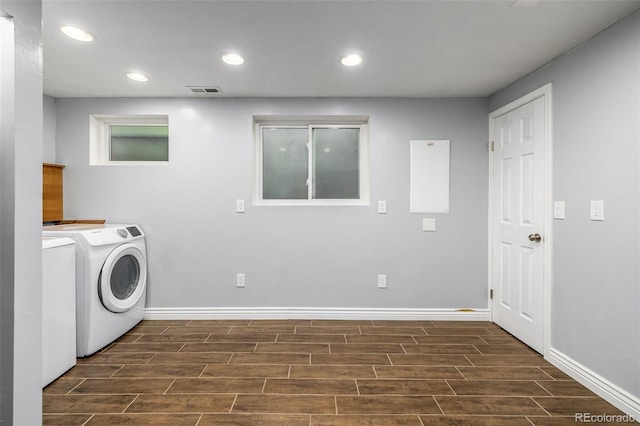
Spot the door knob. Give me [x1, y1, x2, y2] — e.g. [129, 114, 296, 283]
[528, 233, 542, 243]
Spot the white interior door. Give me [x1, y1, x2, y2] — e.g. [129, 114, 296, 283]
[490, 92, 548, 354]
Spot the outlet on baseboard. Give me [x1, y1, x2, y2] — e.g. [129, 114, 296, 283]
[236, 273, 245, 288]
[377, 274, 387, 289]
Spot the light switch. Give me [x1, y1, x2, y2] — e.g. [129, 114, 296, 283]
[236, 199, 245, 213]
[377, 274, 387, 289]
[553, 201, 565, 219]
[422, 218, 436, 232]
[590, 200, 604, 221]
[377, 200, 387, 214]
[236, 273, 245, 288]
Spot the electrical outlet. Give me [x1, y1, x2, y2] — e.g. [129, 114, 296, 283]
[377, 200, 387, 214]
[377, 274, 387, 289]
[590, 200, 604, 221]
[236, 199, 245, 213]
[236, 273, 245, 288]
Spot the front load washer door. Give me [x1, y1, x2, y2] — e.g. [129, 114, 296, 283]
[98, 243, 147, 313]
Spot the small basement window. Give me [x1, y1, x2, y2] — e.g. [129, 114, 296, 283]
[254, 115, 369, 206]
[90, 115, 169, 165]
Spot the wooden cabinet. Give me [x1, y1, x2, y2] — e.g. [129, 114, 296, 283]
[43, 163, 64, 222]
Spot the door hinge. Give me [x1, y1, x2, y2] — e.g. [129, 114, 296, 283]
[490, 141, 494, 152]
[489, 289, 494, 299]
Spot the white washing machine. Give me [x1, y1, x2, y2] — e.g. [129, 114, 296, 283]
[42, 224, 147, 357]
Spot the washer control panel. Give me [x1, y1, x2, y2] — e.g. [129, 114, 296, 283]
[81, 225, 144, 246]
[126, 226, 142, 237]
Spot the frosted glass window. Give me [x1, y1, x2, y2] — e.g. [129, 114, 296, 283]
[262, 128, 308, 199]
[89, 115, 169, 165]
[313, 128, 359, 199]
[109, 125, 169, 162]
[255, 118, 369, 206]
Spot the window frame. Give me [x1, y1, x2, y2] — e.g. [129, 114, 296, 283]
[254, 116, 370, 206]
[89, 114, 169, 166]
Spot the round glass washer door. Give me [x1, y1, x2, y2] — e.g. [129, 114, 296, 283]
[98, 243, 147, 313]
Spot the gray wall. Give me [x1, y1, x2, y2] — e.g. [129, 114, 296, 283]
[0, 0, 43, 424]
[43, 94, 56, 163]
[491, 11, 640, 399]
[55, 97, 489, 310]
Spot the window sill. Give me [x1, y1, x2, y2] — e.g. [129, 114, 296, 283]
[254, 199, 370, 207]
[90, 161, 169, 166]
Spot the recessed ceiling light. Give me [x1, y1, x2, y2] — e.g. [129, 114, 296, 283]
[60, 26, 95, 42]
[126, 72, 149, 82]
[341, 54, 362, 67]
[222, 53, 245, 65]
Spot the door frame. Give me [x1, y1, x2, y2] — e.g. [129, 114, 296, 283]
[488, 83, 553, 357]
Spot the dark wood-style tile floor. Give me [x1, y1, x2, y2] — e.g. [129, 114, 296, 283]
[43, 320, 626, 425]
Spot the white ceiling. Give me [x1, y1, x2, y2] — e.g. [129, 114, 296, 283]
[43, 0, 640, 98]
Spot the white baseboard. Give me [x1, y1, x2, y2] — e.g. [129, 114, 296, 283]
[547, 348, 640, 419]
[144, 307, 490, 321]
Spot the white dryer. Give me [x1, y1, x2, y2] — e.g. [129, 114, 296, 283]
[42, 237, 76, 385]
[42, 224, 147, 357]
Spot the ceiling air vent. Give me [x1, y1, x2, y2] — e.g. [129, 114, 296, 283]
[186, 86, 223, 95]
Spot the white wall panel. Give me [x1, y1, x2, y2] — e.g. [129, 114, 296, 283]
[409, 139, 449, 213]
